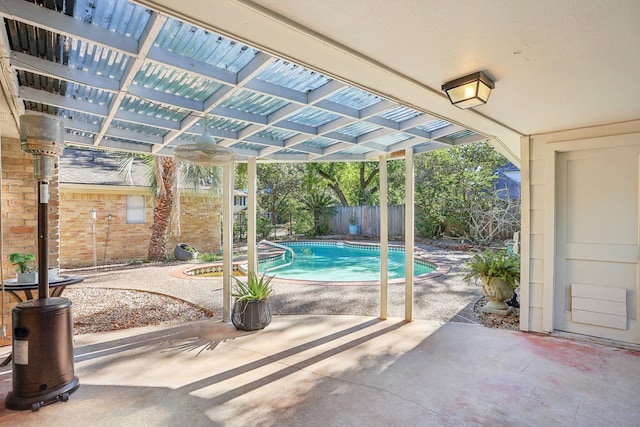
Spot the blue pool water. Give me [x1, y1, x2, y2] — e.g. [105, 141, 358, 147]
[258, 242, 435, 282]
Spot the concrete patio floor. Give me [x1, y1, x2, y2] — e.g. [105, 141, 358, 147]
[1, 314, 639, 426]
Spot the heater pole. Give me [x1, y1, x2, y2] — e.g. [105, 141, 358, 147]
[37, 181, 49, 299]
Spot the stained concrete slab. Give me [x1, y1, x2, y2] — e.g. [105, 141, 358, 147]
[1, 315, 639, 426]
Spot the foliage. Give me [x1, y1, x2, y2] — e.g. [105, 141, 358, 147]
[301, 190, 337, 236]
[349, 215, 357, 225]
[462, 249, 521, 290]
[256, 217, 272, 239]
[9, 252, 35, 273]
[198, 252, 223, 262]
[179, 243, 197, 253]
[231, 271, 274, 301]
[257, 163, 305, 226]
[414, 142, 510, 241]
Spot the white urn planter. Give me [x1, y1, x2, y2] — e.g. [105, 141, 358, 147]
[480, 276, 514, 316]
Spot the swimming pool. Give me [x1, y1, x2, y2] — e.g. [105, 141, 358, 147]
[258, 241, 436, 282]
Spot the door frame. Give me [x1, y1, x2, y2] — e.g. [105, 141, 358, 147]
[543, 132, 640, 338]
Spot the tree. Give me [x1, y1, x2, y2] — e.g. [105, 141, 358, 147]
[118, 153, 222, 261]
[301, 190, 337, 235]
[310, 162, 382, 206]
[257, 163, 305, 236]
[413, 142, 510, 241]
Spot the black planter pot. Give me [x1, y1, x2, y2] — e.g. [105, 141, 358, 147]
[174, 243, 198, 261]
[231, 300, 272, 331]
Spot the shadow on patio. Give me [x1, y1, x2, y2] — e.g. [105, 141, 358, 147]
[1, 314, 638, 426]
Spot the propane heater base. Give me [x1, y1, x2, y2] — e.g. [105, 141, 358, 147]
[6, 376, 79, 412]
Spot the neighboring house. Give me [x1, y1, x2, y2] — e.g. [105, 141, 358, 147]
[58, 148, 222, 268]
[494, 163, 521, 200]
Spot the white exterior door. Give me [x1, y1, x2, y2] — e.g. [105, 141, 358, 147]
[554, 144, 640, 344]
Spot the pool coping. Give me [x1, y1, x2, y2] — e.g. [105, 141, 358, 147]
[173, 240, 451, 286]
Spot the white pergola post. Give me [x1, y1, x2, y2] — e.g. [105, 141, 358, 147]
[404, 148, 415, 322]
[247, 157, 258, 274]
[222, 163, 235, 323]
[379, 154, 388, 320]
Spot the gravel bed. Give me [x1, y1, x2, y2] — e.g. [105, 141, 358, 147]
[65, 288, 213, 335]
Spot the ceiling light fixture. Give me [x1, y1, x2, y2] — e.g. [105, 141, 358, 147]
[442, 71, 495, 109]
[173, 119, 236, 166]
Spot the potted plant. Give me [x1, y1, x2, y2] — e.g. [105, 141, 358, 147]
[9, 252, 59, 283]
[174, 243, 199, 261]
[463, 249, 520, 316]
[348, 216, 359, 235]
[10, 252, 36, 283]
[231, 271, 274, 331]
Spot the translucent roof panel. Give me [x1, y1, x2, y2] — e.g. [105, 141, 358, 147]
[288, 107, 341, 127]
[372, 133, 413, 147]
[257, 60, 331, 93]
[220, 90, 289, 116]
[335, 122, 381, 138]
[73, 0, 151, 40]
[0, 0, 484, 161]
[231, 141, 266, 151]
[415, 119, 451, 133]
[68, 39, 130, 80]
[379, 106, 422, 123]
[255, 128, 299, 141]
[134, 63, 224, 101]
[120, 98, 190, 123]
[327, 87, 382, 110]
[156, 18, 258, 72]
[304, 137, 338, 149]
[111, 120, 168, 137]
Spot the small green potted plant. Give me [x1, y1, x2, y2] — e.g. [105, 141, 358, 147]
[463, 249, 520, 316]
[231, 271, 274, 331]
[9, 252, 36, 283]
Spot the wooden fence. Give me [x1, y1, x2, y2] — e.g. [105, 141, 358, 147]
[329, 205, 518, 241]
[329, 205, 408, 237]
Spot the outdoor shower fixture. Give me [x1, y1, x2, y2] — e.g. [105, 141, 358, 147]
[6, 113, 79, 411]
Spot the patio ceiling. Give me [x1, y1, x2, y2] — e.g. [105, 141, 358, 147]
[0, 0, 490, 163]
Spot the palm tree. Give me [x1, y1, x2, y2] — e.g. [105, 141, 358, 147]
[118, 153, 222, 261]
[301, 190, 337, 236]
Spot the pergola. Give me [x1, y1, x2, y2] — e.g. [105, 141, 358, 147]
[0, 0, 505, 322]
[1, 0, 639, 355]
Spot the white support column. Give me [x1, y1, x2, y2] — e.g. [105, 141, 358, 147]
[379, 154, 388, 320]
[222, 163, 235, 323]
[404, 148, 415, 322]
[247, 157, 258, 274]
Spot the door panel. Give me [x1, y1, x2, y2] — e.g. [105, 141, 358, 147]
[555, 145, 640, 344]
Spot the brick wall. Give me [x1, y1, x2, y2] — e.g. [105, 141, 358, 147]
[1, 137, 61, 345]
[59, 189, 153, 268]
[167, 192, 221, 255]
[60, 188, 221, 268]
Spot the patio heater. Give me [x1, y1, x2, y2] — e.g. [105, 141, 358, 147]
[5, 114, 79, 411]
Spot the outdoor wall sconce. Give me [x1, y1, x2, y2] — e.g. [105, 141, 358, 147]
[107, 213, 113, 222]
[442, 71, 494, 109]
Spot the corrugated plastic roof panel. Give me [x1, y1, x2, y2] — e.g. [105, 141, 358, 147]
[0, 0, 486, 162]
[257, 60, 331, 93]
[328, 87, 382, 110]
[288, 107, 341, 127]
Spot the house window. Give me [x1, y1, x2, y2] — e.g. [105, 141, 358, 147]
[126, 195, 145, 224]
